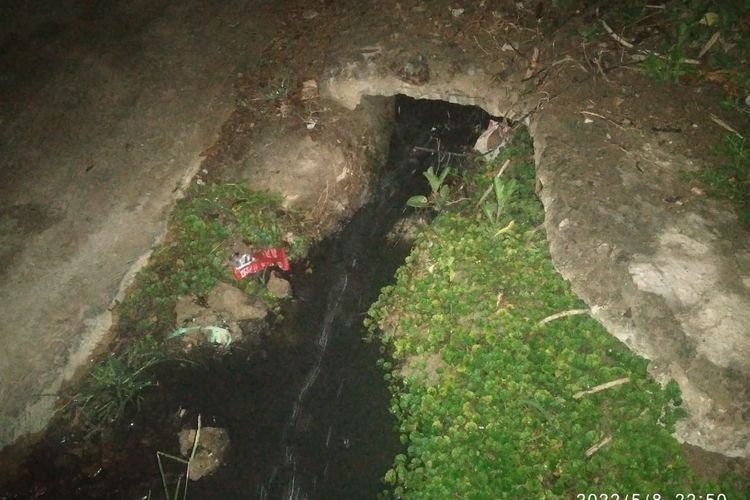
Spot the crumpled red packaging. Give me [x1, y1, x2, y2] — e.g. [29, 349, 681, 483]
[232, 247, 289, 279]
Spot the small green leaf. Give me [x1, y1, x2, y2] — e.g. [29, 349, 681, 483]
[424, 167, 440, 193]
[482, 202, 497, 222]
[407, 195, 429, 208]
[437, 166, 451, 186]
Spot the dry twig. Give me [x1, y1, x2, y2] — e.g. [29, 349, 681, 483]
[600, 19, 634, 49]
[476, 159, 511, 207]
[573, 377, 631, 399]
[537, 308, 590, 326]
[585, 435, 612, 457]
[524, 47, 540, 79]
[580, 110, 625, 129]
[698, 31, 720, 59]
[473, 35, 490, 55]
[710, 114, 744, 138]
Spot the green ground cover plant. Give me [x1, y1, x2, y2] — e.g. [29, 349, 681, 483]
[72, 182, 307, 433]
[366, 129, 743, 498]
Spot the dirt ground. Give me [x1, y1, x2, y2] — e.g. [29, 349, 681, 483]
[1, 0, 748, 483]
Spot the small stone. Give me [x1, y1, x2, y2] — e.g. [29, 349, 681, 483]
[178, 426, 230, 481]
[267, 272, 291, 298]
[207, 282, 267, 321]
[175, 295, 206, 325]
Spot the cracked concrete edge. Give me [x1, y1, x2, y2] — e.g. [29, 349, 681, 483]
[320, 58, 532, 119]
[530, 111, 750, 458]
[0, 153, 206, 451]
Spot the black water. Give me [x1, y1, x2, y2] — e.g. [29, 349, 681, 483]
[1, 96, 491, 499]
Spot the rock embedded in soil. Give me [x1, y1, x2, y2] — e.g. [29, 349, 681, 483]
[178, 426, 230, 481]
[173, 286, 268, 352]
[267, 272, 291, 298]
[206, 281, 267, 321]
[175, 295, 212, 325]
[386, 212, 429, 245]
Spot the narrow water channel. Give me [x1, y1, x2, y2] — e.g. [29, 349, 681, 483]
[1, 96, 491, 499]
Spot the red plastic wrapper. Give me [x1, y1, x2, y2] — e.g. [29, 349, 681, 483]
[232, 247, 289, 280]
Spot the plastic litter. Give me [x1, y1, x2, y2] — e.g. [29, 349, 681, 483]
[231, 247, 289, 280]
[167, 325, 232, 347]
[473, 119, 509, 157]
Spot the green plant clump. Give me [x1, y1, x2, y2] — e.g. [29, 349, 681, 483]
[366, 128, 741, 498]
[118, 182, 307, 337]
[407, 166, 452, 212]
[74, 335, 164, 431]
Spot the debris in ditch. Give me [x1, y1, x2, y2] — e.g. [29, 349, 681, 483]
[178, 425, 230, 481]
[267, 271, 292, 298]
[473, 119, 510, 155]
[167, 325, 233, 347]
[171, 284, 267, 352]
[231, 247, 290, 279]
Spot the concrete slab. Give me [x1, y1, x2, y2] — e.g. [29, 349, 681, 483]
[0, 0, 278, 450]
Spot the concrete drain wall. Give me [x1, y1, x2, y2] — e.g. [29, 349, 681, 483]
[321, 59, 531, 119]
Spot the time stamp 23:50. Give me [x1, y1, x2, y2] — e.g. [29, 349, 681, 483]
[576, 494, 728, 500]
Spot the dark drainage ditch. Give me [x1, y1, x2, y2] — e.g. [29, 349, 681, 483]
[1, 95, 494, 499]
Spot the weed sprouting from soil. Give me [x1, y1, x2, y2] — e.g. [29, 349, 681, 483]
[406, 166, 452, 211]
[73, 335, 164, 433]
[366, 127, 746, 497]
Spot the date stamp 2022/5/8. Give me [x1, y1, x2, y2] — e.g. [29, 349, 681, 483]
[575, 494, 728, 500]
